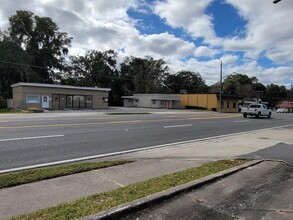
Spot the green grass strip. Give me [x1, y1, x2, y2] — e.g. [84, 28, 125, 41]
[12, 159, 248, 220]
[106, 112, 150, 115]
[0, 160, 132, 189]
[0, 108, 34, 113]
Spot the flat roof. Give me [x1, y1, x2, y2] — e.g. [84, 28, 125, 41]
[122, 94, 180, 101]
[11, 82, 111, 92]
[150, 97, 181, 101]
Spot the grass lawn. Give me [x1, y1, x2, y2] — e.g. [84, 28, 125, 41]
[12, 159, 248, 220]
[0, 108, 34, 113]
[0, 160, 132, 189]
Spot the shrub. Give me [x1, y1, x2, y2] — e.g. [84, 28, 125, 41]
[0, 96, 7, 108]
[185, 105, 207, 110]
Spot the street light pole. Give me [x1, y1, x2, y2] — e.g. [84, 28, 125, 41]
[290, 83, 293, 113]
[219, 60, 222, 113]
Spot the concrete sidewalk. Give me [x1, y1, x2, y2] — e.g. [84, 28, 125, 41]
[1, 125, 293, 219]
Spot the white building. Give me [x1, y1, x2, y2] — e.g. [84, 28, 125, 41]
[122, 94, 181, 109]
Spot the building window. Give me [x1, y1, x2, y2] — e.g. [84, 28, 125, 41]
[233, 101, 236, 108]
[73, 96, 80, 108]
[161, 100, 165, 105]
[221, 101, 224, 108]
[227, 101, 230, 108]
[26, 95, 40, 103]
[86, 96, 93, 108]
[152, 100, 156, 104]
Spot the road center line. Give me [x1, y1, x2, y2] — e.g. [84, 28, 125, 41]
[164, 124, 193, 128]
[0, 134, 64, 142]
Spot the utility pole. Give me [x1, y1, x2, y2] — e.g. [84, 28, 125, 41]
[219, 60, 222, 113]
[290, 83, 293, 113]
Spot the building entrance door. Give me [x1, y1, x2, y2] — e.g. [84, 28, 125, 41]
[66, 95, 73, 108]
[42, 96, 49, 108]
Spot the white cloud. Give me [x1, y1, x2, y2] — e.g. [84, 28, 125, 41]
[223, 0, 293, 63]
[129, 32, 196, 58]
[194, 46, 219, 58]
[220, 54, 239, 66]
[0, 0, 292, 87]
[154, 0, 216, 40]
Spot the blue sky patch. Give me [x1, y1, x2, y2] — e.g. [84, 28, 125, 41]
[206, 0, 247, 38]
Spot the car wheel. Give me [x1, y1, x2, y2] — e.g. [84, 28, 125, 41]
[243, 113, 247, 118]
[268, 112, 271, 119]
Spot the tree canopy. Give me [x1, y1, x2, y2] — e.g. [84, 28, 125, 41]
[264, 83, 288, 106]
[0, 35, 32, 99]
[0, 10, 291, 108]
[164, 71, 208, 94]
[120, 56, 169, 94]
[8, 10, 72, 82]
[66, 50, 118, 87]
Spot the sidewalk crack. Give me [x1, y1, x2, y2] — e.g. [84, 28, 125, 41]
[97, 174, 125, 187]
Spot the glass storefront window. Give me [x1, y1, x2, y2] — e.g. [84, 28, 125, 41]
[73, 96, 80, 108]
[67, 96, 73, 108]
[86, 96, 93, 108]
[26, 95, 40, 103]
[79, 96, 85, 108]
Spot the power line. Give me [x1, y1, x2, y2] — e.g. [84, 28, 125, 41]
[0, 60, 47, 69]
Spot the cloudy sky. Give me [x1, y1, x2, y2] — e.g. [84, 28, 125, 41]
[0, 0, 292, 87]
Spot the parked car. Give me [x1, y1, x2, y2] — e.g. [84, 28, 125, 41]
[241, 103, 271, 118]
[276, 108, 289, 113]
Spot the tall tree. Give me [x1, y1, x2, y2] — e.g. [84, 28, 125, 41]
[222, 73, 259, 97]
[0, 36, 33, 99]
[8, 10, 72, 82]
[264, 83, 288, 106]
[68, 49, 118, 87]
[67, 49, 120, 105]
[164, 71, 208, 94]
[120, 56, 169, 94]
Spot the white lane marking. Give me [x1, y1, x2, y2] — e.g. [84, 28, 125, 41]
[164, 124, 193, 128]
[235, 120, 249, 123]
[0, 134, 64, 142]
[1, 124, 292, 174]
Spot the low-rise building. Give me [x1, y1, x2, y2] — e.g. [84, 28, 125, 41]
[10, 82, 111, 110]
[122, 93, 242, 112]
[178, 93, 242, 113]
[122, 94, 181, 109]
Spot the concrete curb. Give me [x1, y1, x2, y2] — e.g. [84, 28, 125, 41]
[82, 160, 262, 220]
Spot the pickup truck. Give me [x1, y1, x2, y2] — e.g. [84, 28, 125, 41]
[241, 103, 272, 118]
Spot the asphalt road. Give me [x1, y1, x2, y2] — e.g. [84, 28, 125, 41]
[242, 142, 293, 164]
[1, 109, 293, 170]
[121, 161, 293, 220]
